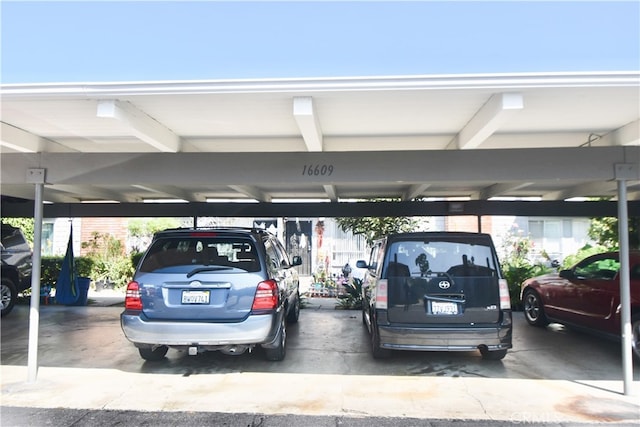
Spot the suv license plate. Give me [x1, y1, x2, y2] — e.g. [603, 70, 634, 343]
[181, 290, 210, 304]
[431, 301, 458, 315]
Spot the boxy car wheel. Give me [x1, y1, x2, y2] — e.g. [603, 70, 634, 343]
[139, 346, 168, 361]
[371, 324, 391, 359]
[480, 347, 507, 360]
[523, 289, 549, 327]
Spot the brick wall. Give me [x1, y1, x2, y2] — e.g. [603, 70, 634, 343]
[445, 216, 494, 234]
[80, 218, 128, 256]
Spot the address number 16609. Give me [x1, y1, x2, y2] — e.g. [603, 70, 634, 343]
[302, 164, 334, 176]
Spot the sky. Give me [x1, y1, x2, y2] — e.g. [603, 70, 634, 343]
[1, 1, 639, 84]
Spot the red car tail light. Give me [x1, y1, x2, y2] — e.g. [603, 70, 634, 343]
[252, 280, 278, 311]
[125, 281, 143, 311]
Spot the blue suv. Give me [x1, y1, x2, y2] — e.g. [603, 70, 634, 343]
[121, 227, 302, 361]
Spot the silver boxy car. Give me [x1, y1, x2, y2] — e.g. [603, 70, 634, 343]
[357, 232, 512, 360]
[121, 227, 302, 361]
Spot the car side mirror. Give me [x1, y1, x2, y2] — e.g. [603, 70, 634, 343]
[356, 260, 368, 269]
[559, 269, 574, 279]
[291, 256, 302, 267]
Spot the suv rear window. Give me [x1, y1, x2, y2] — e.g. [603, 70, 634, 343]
[139, 236, 260, 273]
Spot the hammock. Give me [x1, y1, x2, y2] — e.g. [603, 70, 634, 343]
[54, 228, 79, 305]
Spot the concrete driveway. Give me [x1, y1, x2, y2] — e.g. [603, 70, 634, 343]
[1, 295, 639, 426]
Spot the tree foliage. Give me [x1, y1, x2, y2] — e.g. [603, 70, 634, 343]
[588, 216, 639, 250]
[1, 217, 35, 244]
[334, 216, 417, 246]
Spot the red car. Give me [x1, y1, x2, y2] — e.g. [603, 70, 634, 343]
[521, 251, 640, 360]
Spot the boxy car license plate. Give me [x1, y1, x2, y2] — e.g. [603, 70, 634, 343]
[181, 290, 210, 304]
[430, 301, 459, 315]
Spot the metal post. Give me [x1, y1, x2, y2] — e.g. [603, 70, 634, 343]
[27, 181, 44, 382]
[616, 180, 633, 396]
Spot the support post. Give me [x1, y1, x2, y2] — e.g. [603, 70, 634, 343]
[614, 162, 637, 396]
[617, 180, 633, 396]
[26, 169, 45, 382]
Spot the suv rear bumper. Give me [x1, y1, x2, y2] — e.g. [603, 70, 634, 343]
[377, 314, 512, 351]
[120, 312, 280, 346]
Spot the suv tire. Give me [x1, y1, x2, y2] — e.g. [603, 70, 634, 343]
[139, 346, 169, 361]
[1, 277, 17, 317]
[286, 292, 300, 324]
[264, 317, 286, 361]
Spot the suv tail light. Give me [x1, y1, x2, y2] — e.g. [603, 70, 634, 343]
[375, 279, 388, 310]
[125, 281, 143, 311]
[499, 279, 511, 310]
[252, 280, 278, 311]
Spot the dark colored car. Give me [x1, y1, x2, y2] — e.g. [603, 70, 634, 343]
[121, 227, 302, 361]
[521, 251, 640, 360]
[356, 232, 512, 360]
[1, 224, 33, 317]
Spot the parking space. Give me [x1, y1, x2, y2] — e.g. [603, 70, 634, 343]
[1, 299, 639, 425]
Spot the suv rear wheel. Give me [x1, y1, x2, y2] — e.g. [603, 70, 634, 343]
[264, 317, 286, 361]
[1, 277, 17, 317]
[139, 345, 168, 361]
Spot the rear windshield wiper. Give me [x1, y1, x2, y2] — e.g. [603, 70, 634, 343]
[186, 266, 232, 278]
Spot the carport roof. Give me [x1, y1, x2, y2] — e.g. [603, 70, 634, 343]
[1, 72, 639, 210]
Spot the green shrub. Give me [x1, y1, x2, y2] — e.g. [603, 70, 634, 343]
[82, 232, 134, 289]
[561, 244, 609, 269]
[40, 256, 94, 287]
[500, 226, 552, 309]
[335, 277, 363, 310]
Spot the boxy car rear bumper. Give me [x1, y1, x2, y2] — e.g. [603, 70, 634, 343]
[378, 312, 512, 351]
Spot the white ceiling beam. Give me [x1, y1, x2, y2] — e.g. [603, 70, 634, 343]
[293, 96, 323, 152]
[448, 93, 524, 150]
[228, 185, 271, 202]
[131, 184, 194, 201]
[542, 181, 619, 201]
[591, 119, 640, 146]
[0, 122, 44, 153]
[49, 184, 134, 202]
[96, 100, 181, 152]
[615, 119, 640, 146]
[323, 185, 337, 202]
[402, 184, 431, 201]
[478, 182, 534, 200]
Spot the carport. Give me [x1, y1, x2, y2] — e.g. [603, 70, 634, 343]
[1, 72, 639, 394]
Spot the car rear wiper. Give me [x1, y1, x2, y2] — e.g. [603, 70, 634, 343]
[186, 266, 232, 278]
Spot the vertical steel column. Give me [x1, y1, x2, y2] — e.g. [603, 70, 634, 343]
[617, 180, 633, 396]
[26, 169, 45, 382]
[614, 162, 637, 396]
